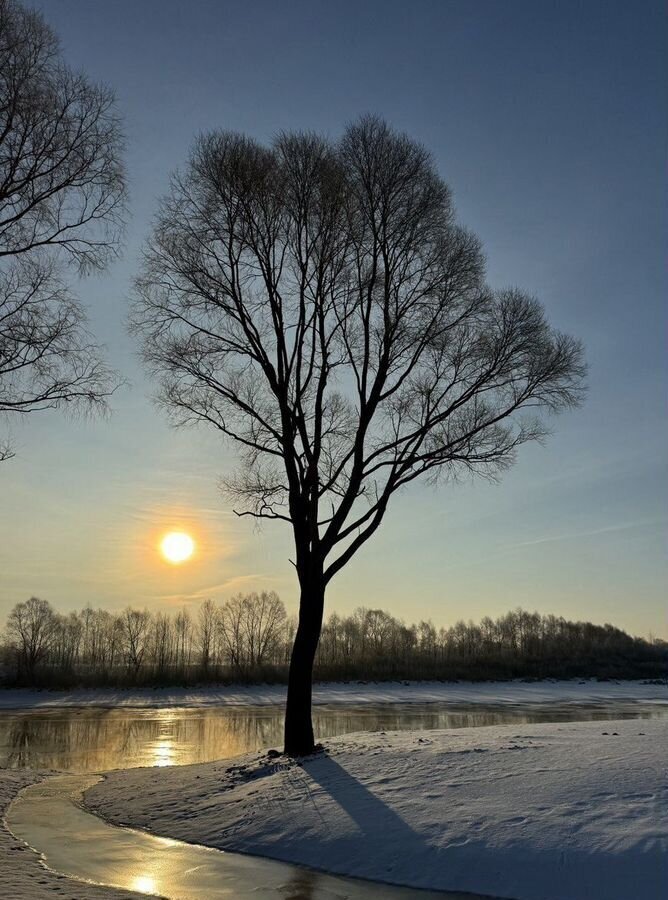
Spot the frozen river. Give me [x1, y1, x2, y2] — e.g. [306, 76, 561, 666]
[1, 697, 666, 771]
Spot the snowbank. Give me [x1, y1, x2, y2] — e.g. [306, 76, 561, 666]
[0, 770, 137, 900]
[87, 718, 668, 900]
[0, 678, 665, 710]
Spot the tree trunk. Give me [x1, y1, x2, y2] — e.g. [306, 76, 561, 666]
[284, 576, 325, 756]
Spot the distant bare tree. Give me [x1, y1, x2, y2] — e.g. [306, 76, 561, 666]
[133, 116, 586, 754]
[5, 596, 56, 678]
[151, 611, 173, 675]
[217, 594, 247, 672]
[0, 0, 125, 460]
[84, 607, 118, 672]
[197, 598, 217, 674]
[216, 591, 287, 672]
[52, 611, 82, 672]
[173, 607, 193, 669]
[243, 591, 287, 666]
[121, 608, 150, 677]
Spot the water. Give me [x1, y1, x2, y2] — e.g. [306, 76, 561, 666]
[1, 700, 664, 772]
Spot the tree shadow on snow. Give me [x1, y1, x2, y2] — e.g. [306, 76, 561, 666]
[301, 753, 504, 900]
[304, 752, 431, 862]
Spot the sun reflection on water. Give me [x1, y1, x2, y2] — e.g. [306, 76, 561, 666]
[151, 711, 178, 767]
[131, 875, 157, 894]
[153, 737, 175, 767]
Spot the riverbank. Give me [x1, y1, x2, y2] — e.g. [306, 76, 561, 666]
[86, 718, 668, 900]
[0, 678, 666, 710]
[0, 770, 138, 900]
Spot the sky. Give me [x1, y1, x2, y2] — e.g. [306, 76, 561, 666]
[1, 0, 666, 637]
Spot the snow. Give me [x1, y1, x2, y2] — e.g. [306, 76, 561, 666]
[0, 678, 665, 710]
[0, 770, 137, 900]
[86, 718, 668, 900]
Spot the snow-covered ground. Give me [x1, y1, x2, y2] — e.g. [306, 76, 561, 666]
[0, 678, 666, 709]
[0, 771, 137, 900]
[87, 718, 668, 900]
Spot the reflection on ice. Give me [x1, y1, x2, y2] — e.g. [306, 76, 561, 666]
[132, 874, 157, 894]
[153, 737, 175, 767]
[0, 701, 664, 773]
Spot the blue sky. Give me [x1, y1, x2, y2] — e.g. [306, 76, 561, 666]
[1, 0, 666, 636]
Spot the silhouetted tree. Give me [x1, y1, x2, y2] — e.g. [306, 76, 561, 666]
[0, 0, 125, 460]
[173, 607, 193, 669]
[217, 594, 246, 672]
[132, 116, 586, 754]
[245, 590, 287, 666]
[122, 608, 150, 677]
[197, 598, 216, 674]
[5, 596, 56, 678]
[151, 611, 174, 676]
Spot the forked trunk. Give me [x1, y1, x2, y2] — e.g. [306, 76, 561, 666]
[284, 577, 325, 756]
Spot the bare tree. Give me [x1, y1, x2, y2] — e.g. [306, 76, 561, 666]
[173, 607, 193, 669]
[197, 598, 217, 674]
[133, 116, 586, 754]
[217, 594, 247, 672]
[5, 595, 56, 679]
[52, 611, 82, 672]
[121, 608, 150, 678]
[216, 591, 287, 672]
[0, 0, 125, 459]
[151, 611, 174, 676]
[243, 591, 287, 666]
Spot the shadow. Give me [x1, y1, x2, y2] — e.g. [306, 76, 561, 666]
[299, 752, 509, 900]
[280, 866, 319, 899]
[303, 750, 432, 862]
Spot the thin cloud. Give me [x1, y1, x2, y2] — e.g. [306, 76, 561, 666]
[509, 518, 666, 549]
[153, 573, 276, 605]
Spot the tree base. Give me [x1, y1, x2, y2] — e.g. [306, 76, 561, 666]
[283, 741, 325, 759]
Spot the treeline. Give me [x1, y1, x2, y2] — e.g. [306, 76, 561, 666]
[1, 594, 291, 686]
[1, 595, 666, 687]
[317, 607, 667, 681]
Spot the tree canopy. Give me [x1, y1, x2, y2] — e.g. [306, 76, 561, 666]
[0, 0, 125, 459]
[135, 116, 585, 581]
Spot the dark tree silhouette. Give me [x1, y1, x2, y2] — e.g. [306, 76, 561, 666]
[133, 116, 586, 754]
[0, 0, 125, 460]
[3, 598, 664, 688]
[5, 596, 56, 678]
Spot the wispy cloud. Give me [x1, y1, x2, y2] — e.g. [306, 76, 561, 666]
[508, 517, 666, 550]
[152, 573, 275, 606]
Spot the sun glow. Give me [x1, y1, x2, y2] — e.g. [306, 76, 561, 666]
[131, 876, 157, 894]
[160, 531, 195, 564]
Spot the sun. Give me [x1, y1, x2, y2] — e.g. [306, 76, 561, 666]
[160, 531, 195, 564]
